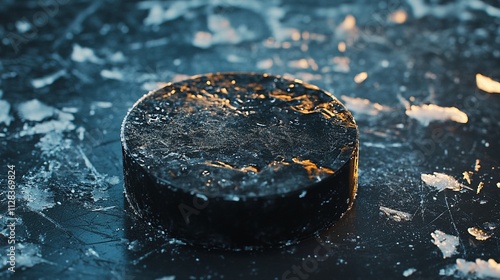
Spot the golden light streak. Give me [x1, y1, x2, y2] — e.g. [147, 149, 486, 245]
[476, 73, 500, 93]
[354, 72, 368, 84]
[389, 10, 407, 24]
[339, 15, 356, 30]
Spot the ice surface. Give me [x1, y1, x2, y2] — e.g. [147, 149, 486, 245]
[405, 104, 468, 126]
[431, 230, 459, 259]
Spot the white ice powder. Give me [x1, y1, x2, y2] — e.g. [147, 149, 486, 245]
[431, 230, 459, 259]
[31, 70, 66, 89]
[405, 104, 468, 126]
[421, 172, 469, 192]
[17, 99, 55, 121]
[71, 44, 104, 64]
[441, 258, 500, 279]
[340, 95, 391, 116]
[0, 100, 13, 126]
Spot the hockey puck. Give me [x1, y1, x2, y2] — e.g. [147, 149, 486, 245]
[121, 73, 359, 250]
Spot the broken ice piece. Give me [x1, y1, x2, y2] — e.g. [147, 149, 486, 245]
[421, 172, 472, 192]
[431, 230, 459, 259]
[468, 227, 492, 241]
[0, 100, 13, 126]
[379, 206, 412, 222]
[455, 258, 500, 278]
[17, 99, 56, 121]
[402, 268, 416, 277]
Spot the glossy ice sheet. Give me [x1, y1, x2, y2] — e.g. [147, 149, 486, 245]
[0, 0, 499, 279]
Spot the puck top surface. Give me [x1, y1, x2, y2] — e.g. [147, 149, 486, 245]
[122, 73, 358, 199]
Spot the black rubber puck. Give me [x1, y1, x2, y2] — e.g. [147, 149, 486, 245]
[121, 73, 359, 250]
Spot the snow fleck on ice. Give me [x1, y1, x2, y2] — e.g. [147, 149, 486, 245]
[108, 51, 126, 63]
[141, 2, 198, 26]
[476, 73, 500, 93]
[71, 44, 104, 64]
[389, 10, 408, 24]
[155, 276, 176, 280]
[20, 172, 56, 211]
[92, 101, 113, 109]
[0, 243, 47, 271]
[36, 131, 72, 156]
[339, 14, 356, 30]
[15, 20, 32, 33]
[341, 96, 390, 116]
[0, 100, 13, 126]
[106, 176, 120, 185]
[431, 230, 459, 259]
[379, 206, 412, 222]
[405, 104, 468, 126]
[100, 68, 124, 80]
[19, 119, 76, 137]
[440, 258, 500, 279]
[192, 13, 258, 49]
[403, 268, 417, 277]
[85, 248, 100, 258]
[31, 70, 66, 89]
[353, 72, 368, 84]
[17, 99, 56, 121]
[421, 172, 467, 192]
[288, 59, 310, 69]
[18, 102, 76, 137]
[257, 58, 273, 69]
